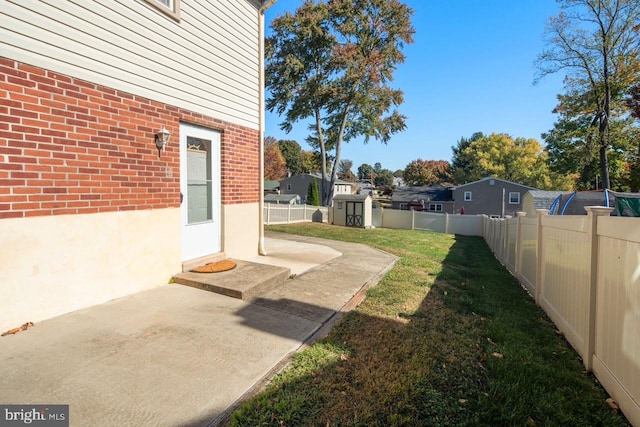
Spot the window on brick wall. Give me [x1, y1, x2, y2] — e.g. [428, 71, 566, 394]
[143, 0, 181, 20]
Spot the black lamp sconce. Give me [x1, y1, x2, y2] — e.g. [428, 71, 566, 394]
[155, 127, 171, 157]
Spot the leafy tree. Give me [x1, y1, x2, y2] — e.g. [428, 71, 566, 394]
[306, 179, 320, 206]
[278, 139, 304, 176]
[404, 159, 452, 186]
[301, 150, 323, 173]
[453, 133, 572, 190]
[541, 113, 594, 190]
[451, 132, 484, 183]
[535, 0, 640, 189]
[627, 83, 640, 119]
[338, 159, 357, 181]
[357, 163, 375, 181]
[544, 86, 639, 190]
[266, 0, 415, 205]
[624, 84, 640, 190]
[264, 136, 286, 180]
[374, 169, 394, 187]
[393, 169, 404, 177]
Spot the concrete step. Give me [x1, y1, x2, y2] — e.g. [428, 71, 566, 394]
[172, 260, 291, 301]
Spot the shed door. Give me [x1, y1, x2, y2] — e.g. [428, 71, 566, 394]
[180, 123, 221, 261]
[346, 202, 364, 227]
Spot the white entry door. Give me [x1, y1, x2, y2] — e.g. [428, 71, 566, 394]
[180, 123, 221, 261]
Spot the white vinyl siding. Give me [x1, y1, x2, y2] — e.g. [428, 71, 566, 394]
[1, 0, 260, 129]
[144, 0, 181, 20]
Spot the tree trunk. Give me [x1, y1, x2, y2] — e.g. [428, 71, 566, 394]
[598, 110, 610, 189]
[314, 108, 329, 206]
[599, 136, 610, 190]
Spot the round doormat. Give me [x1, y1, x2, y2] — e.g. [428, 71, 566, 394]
[192, 260, 237, 273]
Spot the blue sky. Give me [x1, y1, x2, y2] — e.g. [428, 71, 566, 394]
[264, 0, 566, 173]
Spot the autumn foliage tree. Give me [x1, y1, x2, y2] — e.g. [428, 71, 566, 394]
[266, 0, 414, 205]
[264, 136, 286, 180]
[403, 159, 452, 186]
[535, 0, 640, 189]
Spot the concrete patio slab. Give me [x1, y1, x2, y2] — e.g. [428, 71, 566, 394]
[0, 232, 398, 427]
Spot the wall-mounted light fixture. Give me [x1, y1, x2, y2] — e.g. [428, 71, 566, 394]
[155, 127, 171, 153]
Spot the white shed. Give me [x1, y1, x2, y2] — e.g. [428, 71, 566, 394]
[332, 194, 372, 228]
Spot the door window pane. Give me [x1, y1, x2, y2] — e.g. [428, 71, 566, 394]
[187, 137, 212, 224]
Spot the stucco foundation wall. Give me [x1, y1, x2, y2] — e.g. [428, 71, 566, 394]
[223, 202, 259, 259]
[0, 208, 180, 332]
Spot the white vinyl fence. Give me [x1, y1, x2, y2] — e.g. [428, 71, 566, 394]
[484, 208, 640, 426]
[263, 204, 328, 225]
[354, 207, 483, 236]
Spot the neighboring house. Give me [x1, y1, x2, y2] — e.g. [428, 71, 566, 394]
[393, 177, 406, 188]
[0, 1, 273, 331]
[522, 190, 566, 217]
[356, 180, 375, 196]
[391, 186, 454, 213]
[264, 194, 301, 205]
[451, 177, 537, 217]
[264, 180, 280, 194]
[280, 173, 353, 202]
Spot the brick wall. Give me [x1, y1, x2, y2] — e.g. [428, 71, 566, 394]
[0, 58, 259, 219]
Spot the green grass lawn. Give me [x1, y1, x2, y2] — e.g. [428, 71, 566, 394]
[228, 223, 628, 426]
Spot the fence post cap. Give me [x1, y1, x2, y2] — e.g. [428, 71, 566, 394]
[584, 206, 614, 215]
[516, 211, 527, 217]
[535, 209, 549, 216]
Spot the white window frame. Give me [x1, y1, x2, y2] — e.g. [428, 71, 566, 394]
[509, 192, 520, 204]
[143, 0, 181, 21]
[464, 191, 472, 201]
[337, 202, 343, 210]
[428, 203, 443, 212]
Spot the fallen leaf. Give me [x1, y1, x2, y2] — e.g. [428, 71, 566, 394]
[443, 291, 448, 296]
[340, 354, 349, 362]
[1, 328, 20, 337]
[20, 322, 34, 331]
[487, 337, 496, 345]
[606, 398, 619, 411]
[480, 317, 487, 321]
[555, 329, 563, 335]
[458, 399, 468, 404]
[481, 354, 488, 362]
[526, 417, 537, 427]
[492, 352, 504, 359]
